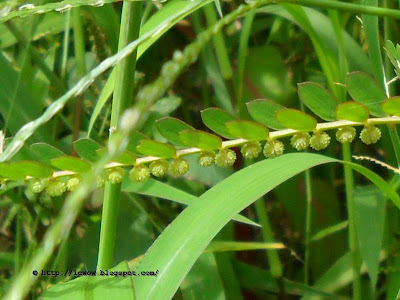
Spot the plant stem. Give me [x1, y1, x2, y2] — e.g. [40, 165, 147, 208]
[204, 3, 233, 80]
[97, 1, 143, 271]
[304, 169, 312, 285]
[342, 143, 362, 300]
[15, 207, 22, 273]
[254, 198, 283, 278]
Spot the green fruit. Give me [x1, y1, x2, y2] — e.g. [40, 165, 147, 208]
[310, 132, 331, 151]
[46, 179, 66, 197]
[263, 140, 285, 158]
[215, 149, 236, 168]
[169, 158, 190, 177]
[66, 177, 81, 192]
[150, 160, 169, 177]
[336, 126, 356, 144]
[360, 125, 381, 145]
[105, 167, 125, 184]
[198, 151, 215, 167]
[241, 142, 262, 160]
[28, 178, 49, 194]
[129, 165, 150, 182]
[290, 132, 311, 151]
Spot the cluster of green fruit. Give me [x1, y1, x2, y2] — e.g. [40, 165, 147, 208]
[24, 124, 381, 197]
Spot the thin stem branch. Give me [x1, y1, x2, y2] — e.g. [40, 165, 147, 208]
[97, 0, 143, 271]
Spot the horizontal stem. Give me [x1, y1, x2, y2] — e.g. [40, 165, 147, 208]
[31, 116, 400, 179]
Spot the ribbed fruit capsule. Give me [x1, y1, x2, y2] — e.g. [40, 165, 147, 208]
[169, 158, 190, 177]
[28, 178, 50, 194]
[46, 179, 66, 197]
[241, 142, 262, 160]
[198, 151, 215, 167]
[336, 126, 356, 144]
[310, 132, 331, 151]
[149, 160, 169, 177]
[66, 176, 81, 192]
[129, 165, 150, 182]
[291, 132, 311, 151]
[105, 167, 125, 184]
[263, 140, 284, 158]
[360, 125, 381, 145]
[215, 149, 236, 168]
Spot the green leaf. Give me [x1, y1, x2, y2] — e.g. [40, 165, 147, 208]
[310, 221, 348, 243]
[246, 99, 286, 130]
[336, 101, 369, 122]
[43, 260, 135, 300]
[275, 109, 317, 131]
[121, 178, 259, 227]
[0, 161, 53, 180]
[205, 241, 284, 253]
[51, 156, 91, 173]
[156, 117, 194, 147]
[133, 153, 400, 299]
[73, 139, 102, 162]
[136, 140, 176, 159]
[96, 148, 136, 165]
[382, 96, 400, 116]
[201, 108, 236, 139]
[127, 131, 149, 156]
[347, 72, 386, 117]
[226, 120, 269, 141]
[150, 96, 181, 116]
[354, 185, 385, 287]
[30, 143, 64, 164]
[298, 82, 337, 121]
[179, 130, 222, 150]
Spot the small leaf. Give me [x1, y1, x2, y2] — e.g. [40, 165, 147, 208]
[382, 96, 400, 116]
[275, 109, 317, 131]
[347, 72, 386, 117]
[127, 131, 149, 155]
[136, 140, 176, 159]
[30, 143, 64, 164]
[73, 139, 102, 162]
[246, 99, 286, 130]
[336, 101, 369, 122]
[0, 161, 53, 180]
[354, 186, 385, 287]
[156, 117, 194, 147]
[179, 130, 222, 150]
[298, 82, 337, 121]
[96, 148, 136, 165]
[226, 120, 269, 141]
[150, 96, 181, 115]
[51, 156, 91, 173]
[201, 108, 236, 139]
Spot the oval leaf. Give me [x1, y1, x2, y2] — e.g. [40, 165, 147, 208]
[156, 117, 194, 147]
[30, 143, 64, 165]
[96, 148, 136, 165]
[246, 99, 286, 130]
[201, 108, 236, 139]
[347, 72, 386, 117]
[336, 101, 369, 122]
[127, 131, 149, 155]
[179, 130, 222, 150]
[298, 82, 337, 121]
[382, 96, 400, 116]
[73, 139, 102, 162]
[0, 161, 53, 180]
[51, 156, 91, 173]
[136, 140, 176, 159]
[226, 120, 269, 141]
[275, 109, 317, 131]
